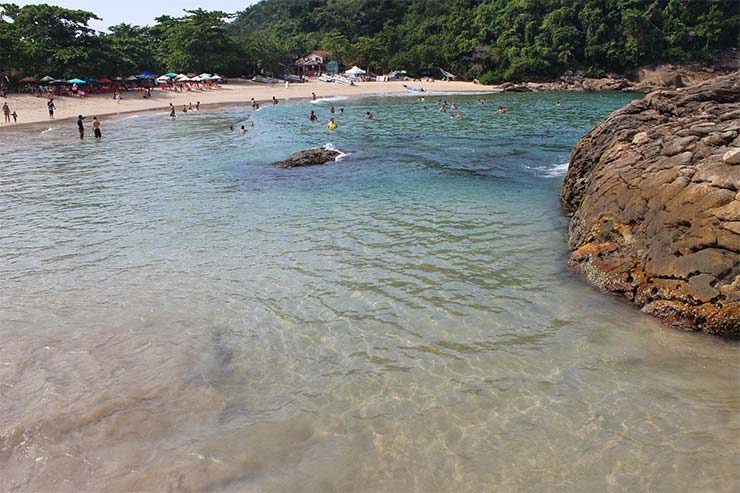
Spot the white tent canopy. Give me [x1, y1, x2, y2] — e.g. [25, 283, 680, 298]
[345, 66, 366, 76]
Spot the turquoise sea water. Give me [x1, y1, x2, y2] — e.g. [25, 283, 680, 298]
[1, 92, 738, 492]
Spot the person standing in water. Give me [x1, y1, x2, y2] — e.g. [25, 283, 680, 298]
[77, 115, 85, 140]
[47, 99, 55, 119]
[169, 103, 176, 119]
[364, 112, 373, 120]
[92, 116, 102, 140]
[2, 102, 10, 123]
[272, 96, 278, 105]
[11, 110, 17, 123]
[196, 101, 200, 111]
[309, 110, 318, 122]
[312, 92, 316, 101]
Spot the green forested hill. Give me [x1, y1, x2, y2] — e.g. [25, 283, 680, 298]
[1, 1, 737, 82]
[231, 0, 739, 82]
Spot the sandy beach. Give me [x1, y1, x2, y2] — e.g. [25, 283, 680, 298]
[0, 79, 499, 129]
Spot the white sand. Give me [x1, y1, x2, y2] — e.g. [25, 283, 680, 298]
[0, 79, 500, 128]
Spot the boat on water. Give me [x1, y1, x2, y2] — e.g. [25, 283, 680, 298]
[403, 84, 425, 93]
[253, 75, 280, 84]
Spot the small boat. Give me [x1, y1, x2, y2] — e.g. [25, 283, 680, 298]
[252, 75, 280, 84]
[403, 84, 425, 93]
[334, 75, 355, 85]
[318, 75, 335, 83]
[284, 74, 304, 83]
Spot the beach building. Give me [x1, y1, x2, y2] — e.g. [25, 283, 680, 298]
[293, 50, 332, 78]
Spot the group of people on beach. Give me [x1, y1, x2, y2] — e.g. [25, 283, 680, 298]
[168, 101, 202, 117]
[2, 101, 18, 123]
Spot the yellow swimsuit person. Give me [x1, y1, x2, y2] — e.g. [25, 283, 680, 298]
[327, 118, 337, 131]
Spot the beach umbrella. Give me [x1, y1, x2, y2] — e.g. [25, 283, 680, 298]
[165, 72, 178, 78]
[67, 78, 86, 84]
[125, 75, 138, 81]
[39, 75, 55, 83]
[211, 74, 224, 80]
[85, 77, 98, 84]
[198, 73, 212, 79]
[136, 72, 156, 80]
[18, 76, 38, 84]
[98, 77, 113, 84]
[50, 79, 68, 85]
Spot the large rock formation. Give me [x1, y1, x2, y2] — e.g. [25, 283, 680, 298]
[273, 148, 340, 168]
[561, 73, 740, 336]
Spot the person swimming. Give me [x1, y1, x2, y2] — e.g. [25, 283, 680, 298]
[556, 100, 561, 107]
[309, 110, 318, 122]
[497, 106, 507, 114]
[239, 125, 247, 135]
[330, 106, 335, 114]
[327, 117, 337, 130]
[364, 112, 373, 120]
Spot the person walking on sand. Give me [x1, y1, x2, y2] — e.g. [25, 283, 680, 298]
[47, 99, 55, 119]
[2, 102, 10, 123]
[77, 115, 85, 140]
[92, 116, 102, 140]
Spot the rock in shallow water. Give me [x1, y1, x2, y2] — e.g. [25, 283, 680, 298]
[561, 73, 740, 336]
[273, 148, 341, 168]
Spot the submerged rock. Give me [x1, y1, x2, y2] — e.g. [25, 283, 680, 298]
[273, 148, 340, 168]
[561, 73, 740, 336]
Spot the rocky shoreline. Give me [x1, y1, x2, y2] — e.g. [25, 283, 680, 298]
[561, 73, 740, 336]
[497, 60, 739, 94]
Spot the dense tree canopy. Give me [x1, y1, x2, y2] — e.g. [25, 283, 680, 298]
[0, 1, 737, 82]
[231, 0, 739, 81]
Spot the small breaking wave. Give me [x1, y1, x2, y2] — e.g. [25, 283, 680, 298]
[546, 162, 569, 177]
[324, 142, 349, 161]
[40, 127, 55, 134]
[311, 96, 350, 104]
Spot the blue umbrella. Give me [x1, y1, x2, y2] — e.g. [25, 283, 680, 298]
[67, 78, 86, 84]
[85, 77, 98, 84]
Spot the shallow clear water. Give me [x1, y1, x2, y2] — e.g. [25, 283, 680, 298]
[1, 92, 738, 492]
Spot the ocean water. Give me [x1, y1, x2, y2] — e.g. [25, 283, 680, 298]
[1, 92, 738, 492]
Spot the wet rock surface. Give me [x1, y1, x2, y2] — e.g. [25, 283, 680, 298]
[561, 73, 740, 336]
[273, 148, 340, 168]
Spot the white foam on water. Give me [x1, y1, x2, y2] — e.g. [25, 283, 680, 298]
[324, 142, 349, 161]
[312, 96, 350, 104]
[40, 127, 55, 134]
[546, 161, 569, 177]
